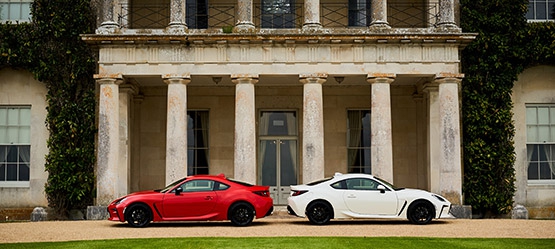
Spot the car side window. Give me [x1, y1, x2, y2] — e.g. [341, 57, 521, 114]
[180, 180, 215, 192]
[330, 180, 347, 189]
[345, 178, 380, 191]
[215, 182, 230, 191]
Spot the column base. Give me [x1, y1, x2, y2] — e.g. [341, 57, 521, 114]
[96, 21, 120, 34]
[234, 23, 256, 33]
[435, 23, 462, 33]
[302, 23, 323, 32]
[87, 206, 109, 220]
[166, 23, 188, 34]
[368, 22, 391, 31]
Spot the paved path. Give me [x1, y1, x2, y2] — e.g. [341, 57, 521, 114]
[1, 217, 555, 243]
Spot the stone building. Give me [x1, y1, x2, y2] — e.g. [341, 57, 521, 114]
[81, 0, 475, 216]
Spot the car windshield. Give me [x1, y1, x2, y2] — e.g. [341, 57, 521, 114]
[374, 176, 404, 191]
[159, 177, 187, 193]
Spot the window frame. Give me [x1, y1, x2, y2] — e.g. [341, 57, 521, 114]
[0, 0, 33, 23]
[187, 110, 209, 175]
[346, 109, 371, 174]
[526, 104, 555, 184]
[526, 0, 555, 22]
[0, 105, 31, 188]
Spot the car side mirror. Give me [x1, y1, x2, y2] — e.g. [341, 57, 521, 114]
[377, 185, 386, 194]
[175, 187, 183, 195]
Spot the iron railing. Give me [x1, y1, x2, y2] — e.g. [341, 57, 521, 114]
[117, 2, 440, 30]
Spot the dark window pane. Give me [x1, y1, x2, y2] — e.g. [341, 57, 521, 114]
[0, 164, 5, 181]
[540, 162, 552, 179]
[7, 146, 17, 162]
[528, 161, 539, 180]
[19, 163, 29, 181]
[7, 164, 17, 181]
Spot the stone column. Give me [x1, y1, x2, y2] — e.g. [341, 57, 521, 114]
[118, 84, 137, 197]
[168, 0, 187, 33]
[370, 0, 390, 28]
[436, 73, 463, 205]
[235, 0, 255, 32]
[303, 0, 322, 30]
[437, 0, 459, 29]
[423, 82, 441, 194]
[163, 75, 191, 185]
[97, 0, 119, 34]
[367, 73, 395, 183]
[300, 73, 327, 183]
[95, 75, 122, 206]
[232, 74, 258, 184]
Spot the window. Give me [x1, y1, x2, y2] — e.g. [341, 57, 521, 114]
[0, 0, 32, 23]
[180, 180, 214, 192]
[331, 178, 381, 191]
[0, 106, 31, 187]
[187, 111, 209, 175]
[526, 105, 555, 182]
[347, 110, 371, 173]
[348, 0, 371, 26]
[186, 0, 208, 29]
[527, 0, 555, 21]
[261, 0, 296, 28]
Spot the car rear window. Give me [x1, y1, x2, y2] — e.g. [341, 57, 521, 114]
[307, 177, 333, 186]
[227, 178, 254, 187]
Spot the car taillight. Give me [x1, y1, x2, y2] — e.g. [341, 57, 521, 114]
[254, 190, 270, 197]
[291, 190, 308, 196]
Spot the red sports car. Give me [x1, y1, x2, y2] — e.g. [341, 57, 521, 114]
[107, 174, 274, 227]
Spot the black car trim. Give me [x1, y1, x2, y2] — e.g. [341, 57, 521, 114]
[152, 203, 162, 218]
[398, 200, 407, 216]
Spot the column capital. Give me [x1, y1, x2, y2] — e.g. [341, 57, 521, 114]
[163, 74, 191, 85]
[422, 82, 439, 93]
[367, 73, 395, 84]
[231, 74, 259, 84]
[299, 73, 327, 84]
[435, 73, 464, 84]
[94, 74, 123, 85]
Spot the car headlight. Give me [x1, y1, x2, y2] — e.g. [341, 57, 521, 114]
[115, 197, 127, 205]
[432, 194, 446, 202]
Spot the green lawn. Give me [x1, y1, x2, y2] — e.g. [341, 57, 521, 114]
[1, 237, 554, 249]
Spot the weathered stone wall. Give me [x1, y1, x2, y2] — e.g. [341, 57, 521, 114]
[0, 68, 48, 208]
[512, 65, 555, 218]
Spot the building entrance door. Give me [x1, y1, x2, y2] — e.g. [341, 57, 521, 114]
[258, 111, 298, 205]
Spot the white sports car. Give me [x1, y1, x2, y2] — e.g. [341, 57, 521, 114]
[287, 173, 453, 225]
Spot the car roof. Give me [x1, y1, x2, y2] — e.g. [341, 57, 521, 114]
[332, 172, 376, 180]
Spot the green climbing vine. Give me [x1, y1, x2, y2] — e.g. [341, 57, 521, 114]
[1, 0, 97, 218]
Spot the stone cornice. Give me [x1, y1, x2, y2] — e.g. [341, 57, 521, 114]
[81, 29, 477, 46]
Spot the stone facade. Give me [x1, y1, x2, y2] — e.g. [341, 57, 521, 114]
[512, 65, 555, 219]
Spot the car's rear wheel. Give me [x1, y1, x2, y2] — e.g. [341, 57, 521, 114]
[306, 201, 332, 225]
[125, 203, 152, 228]
[407, 200, 435, 225]
[228, 202, 255, 226]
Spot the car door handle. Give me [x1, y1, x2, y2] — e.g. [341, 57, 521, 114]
[205, 196, 213, 200]
[347, 194, 356, 198]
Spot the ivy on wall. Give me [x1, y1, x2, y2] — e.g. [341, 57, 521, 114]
[460, 0, 555, 216]
[0, 0, 97, 218]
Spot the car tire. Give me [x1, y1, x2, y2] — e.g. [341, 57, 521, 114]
[306, 201, 333, 225]
[125, 203, 152, 228]
[228, 202, 255, 226]
[407, 200, 435, 225]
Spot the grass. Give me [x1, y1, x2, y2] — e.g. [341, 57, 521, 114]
[1, 237, 554, 249]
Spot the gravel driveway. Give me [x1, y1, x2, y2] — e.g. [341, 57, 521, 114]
[1, 215, 555, 243]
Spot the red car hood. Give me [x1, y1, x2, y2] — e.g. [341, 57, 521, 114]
[124, 190, 162, 198]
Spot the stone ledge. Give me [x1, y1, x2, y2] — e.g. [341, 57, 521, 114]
[87, 206, 109, 220]
[0, 207, 35, 221]
[450, 205, 472, 219]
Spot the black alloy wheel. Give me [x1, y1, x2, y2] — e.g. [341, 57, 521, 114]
[407, 201, 435, 225]
[125, 203, 152, 228]
[229, 202, 255, 226]
[306, 201, 332, 225]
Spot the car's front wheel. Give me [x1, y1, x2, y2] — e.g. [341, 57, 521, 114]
[228, 202, 255, 226]
[306, 201, 332, 225]
[407, 200, 435, 225]
[125, 203, 152, 228]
